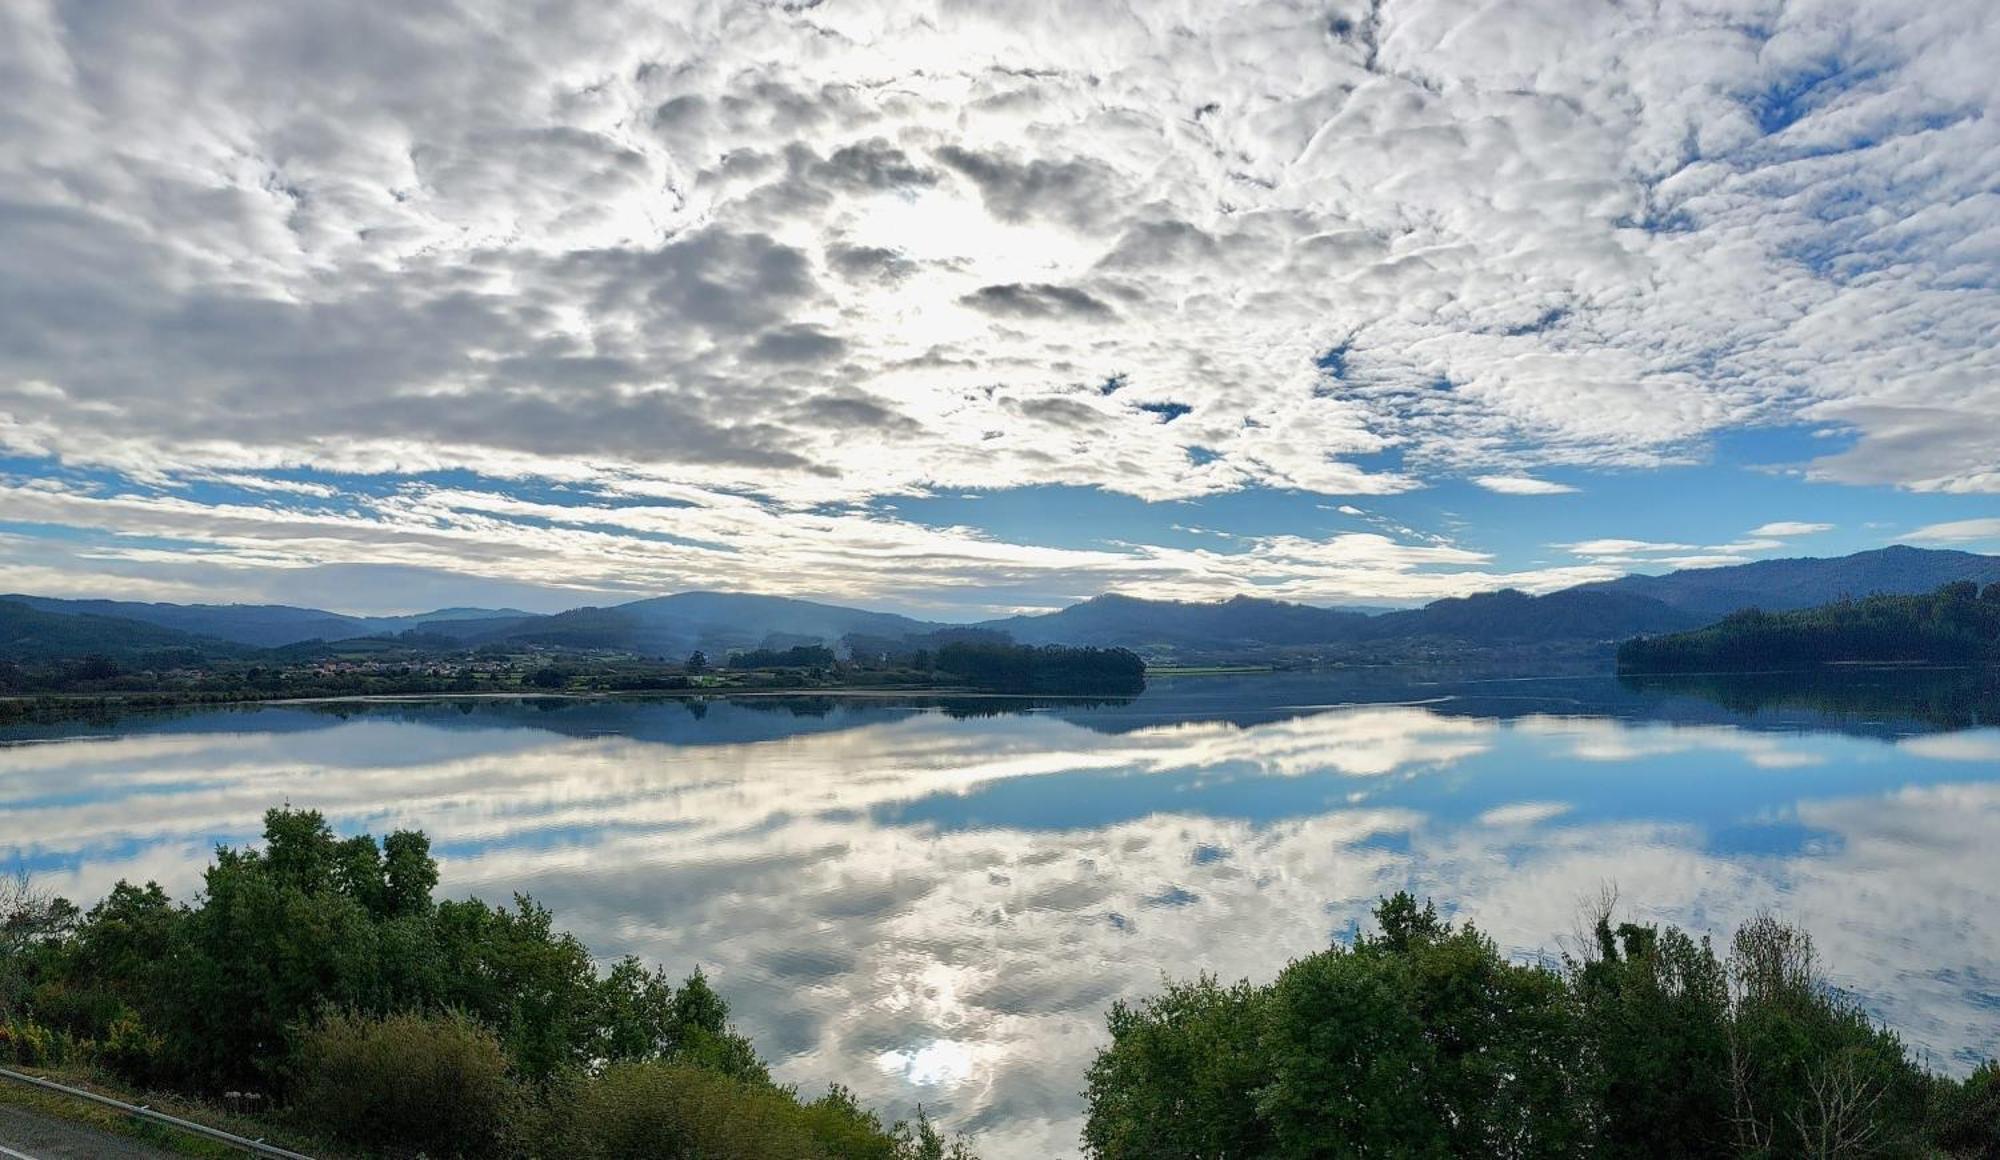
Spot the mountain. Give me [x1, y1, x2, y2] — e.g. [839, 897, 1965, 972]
[482, 592, 941, 658]
[1, 596, 530, 648]
[1580, 546, 2000, 619]
[981, 594, 1372, 649]
[0, 599, 246, 665]
[1361, 587, 1705, 643]
[978, 588, 1699, 654]
[8, 546, 1994, 664]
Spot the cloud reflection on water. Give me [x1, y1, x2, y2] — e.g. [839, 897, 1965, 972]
[2, 696, 1997, 1159]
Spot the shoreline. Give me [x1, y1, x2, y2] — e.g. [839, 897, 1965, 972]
[0, 682, 1152, 723]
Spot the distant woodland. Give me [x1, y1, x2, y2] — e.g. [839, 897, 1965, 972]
[1619, 582, 2000, 673]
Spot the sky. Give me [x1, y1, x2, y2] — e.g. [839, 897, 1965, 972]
[1, 0, 1997, 618]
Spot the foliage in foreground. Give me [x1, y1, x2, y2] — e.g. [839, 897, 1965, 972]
[0, 811, 973, 1159]
[1085, 894, 1999, 1159]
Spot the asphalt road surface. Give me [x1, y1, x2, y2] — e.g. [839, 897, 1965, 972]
[0, 1102, 177, 1158]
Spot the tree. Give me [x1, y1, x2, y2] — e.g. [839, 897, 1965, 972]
[1084, 895, 1970, 1160]
[686, 650, 709, 674]
[5, 809, 969, 1159]
[74, 654, 120, 681]
[1083, 975, 1272, 1160]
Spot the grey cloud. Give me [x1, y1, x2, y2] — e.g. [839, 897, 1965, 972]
[784, 389, 924, 435]
[748, 324, 848, 364]
[960, 282, 1115, 321]
[824, 243, 915, 282]
[935, 144, 1118, 230]
[1097, 220, 1222, 270]
[814, 138, 937, 191]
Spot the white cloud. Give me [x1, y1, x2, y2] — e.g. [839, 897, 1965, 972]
[1472, 475, 1579, 496]
[2, 0, 1996, 497]
[1752, 521, 1835, 537]
[1906, 518, 2000, 544]
[1560, 539, 1698, 557]
[0, 474, 1619, 616]
[0, 0, 1995, 601]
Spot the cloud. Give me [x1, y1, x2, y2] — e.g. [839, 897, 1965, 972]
[1752, 522, 1835, 537]
[959, 282, 1115, 321]
[1560, 539, 1697, 557]
[1472, 475, 1578, 496]
[1, 0, 1995, 603]
[0, 470, 1618, 617]
[1906, 518, 2000, 544]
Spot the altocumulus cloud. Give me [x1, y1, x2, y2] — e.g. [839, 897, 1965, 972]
[0, 0, 1995, 607]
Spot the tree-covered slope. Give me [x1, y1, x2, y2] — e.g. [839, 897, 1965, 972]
[0, 599, 247, 665]
[1363, 587, 1704, 643]
[1618, 581, 2000, 673]
[1584, 545, 2000, 617]
[981, 594, 1372, 648]
[4, 595, 530, 648]
[479, 591, 943, 658]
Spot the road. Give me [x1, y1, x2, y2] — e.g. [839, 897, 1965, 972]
[0, 1102, 177, 1158]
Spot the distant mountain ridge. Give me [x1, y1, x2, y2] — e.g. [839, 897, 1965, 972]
[2, 596, 530, 649]
[1580, 546, 2000, 618]
[6, 546, 1995, 662]
[0, 599, 249, 665]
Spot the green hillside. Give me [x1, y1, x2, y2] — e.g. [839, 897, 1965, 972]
[0, 599, 245, 666]
[1618, 582, 2000, 673]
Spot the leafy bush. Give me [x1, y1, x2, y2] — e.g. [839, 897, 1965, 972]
[97, 1010, 165, 1086]
[0, 1016, 55, 1066]
[292, 1009, 513, 1159]
[540, 1061, 829, 1159]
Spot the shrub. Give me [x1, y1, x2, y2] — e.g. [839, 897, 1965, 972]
[0, 1016, 53, 1066]
[549, 1061, 828, 1159]
[292, 1009, 513, 1158]
[98, 1010, 165, 1086]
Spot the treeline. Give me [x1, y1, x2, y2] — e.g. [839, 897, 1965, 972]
[933, 641, 1146, 694]
[729, 644, 837, 670]
[1085, 894, 1999, 1158]
[1620, 582, 2000, 673]
[0, 810, 972, 1159]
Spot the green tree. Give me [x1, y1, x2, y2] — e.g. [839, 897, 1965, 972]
[1570, 920, 1731, 1157]
[1082, 975, 1272, 1160]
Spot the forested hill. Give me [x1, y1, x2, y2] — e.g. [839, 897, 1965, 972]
[980, 593, 1375, 648]
[2, 594, 529, 648]
[1582, 545, 2000, 617]
[0, 598, 247, 666]
[1618, 582, 2000, 673]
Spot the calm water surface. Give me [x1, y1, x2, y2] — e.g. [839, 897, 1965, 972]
[4, 672, 1998, 1157]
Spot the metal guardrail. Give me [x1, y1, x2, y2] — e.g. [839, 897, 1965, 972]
[0, 1065, 314, 1158]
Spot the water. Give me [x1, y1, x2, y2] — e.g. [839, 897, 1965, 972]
[4, 671, 1998, 1157]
